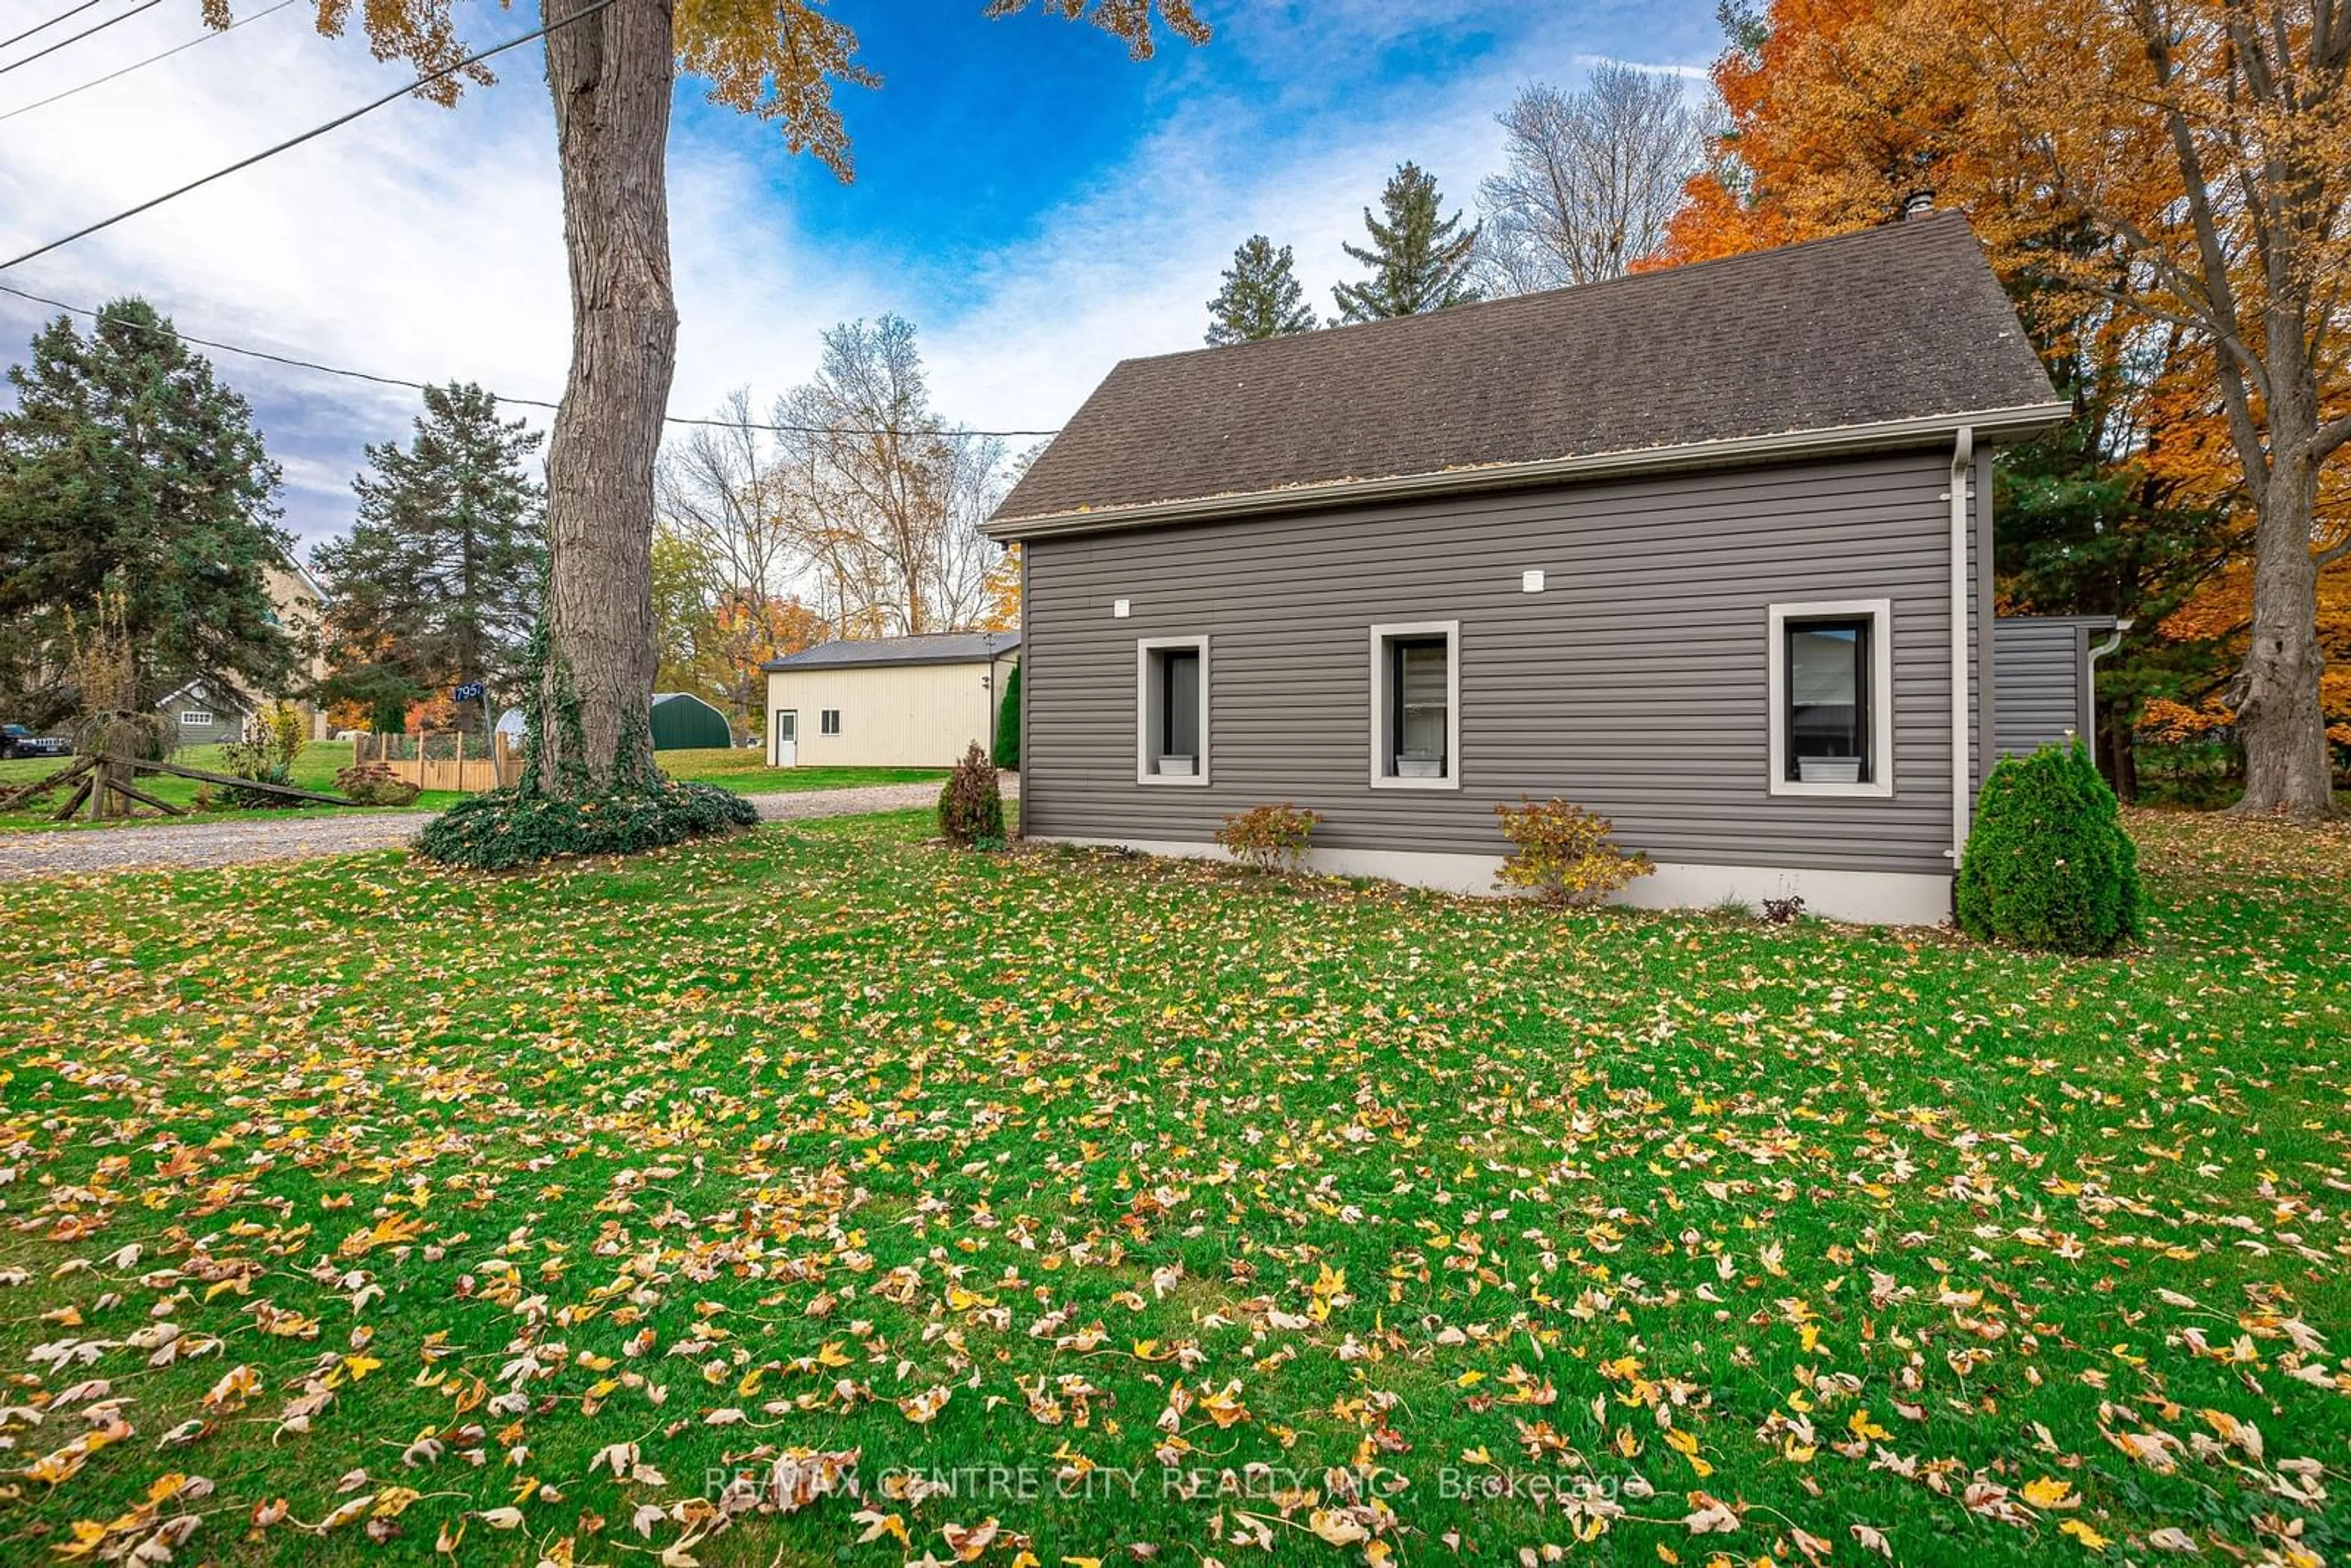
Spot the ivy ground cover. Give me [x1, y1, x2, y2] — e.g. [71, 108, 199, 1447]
[0, 809, 2344, 1566]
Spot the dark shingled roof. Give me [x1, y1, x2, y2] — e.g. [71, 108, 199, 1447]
[762, 631, 1021, 672]
[994, 214, 2056, 528]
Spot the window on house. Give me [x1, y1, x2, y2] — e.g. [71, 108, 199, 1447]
[1768, 600, 1893, 796]
[182, 710, 213, 727]
[1136, 637, 1209, 784]
[1370, 621, 1460, 788]
[820, 709, 842, 737]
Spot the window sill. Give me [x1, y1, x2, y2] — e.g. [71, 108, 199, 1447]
[1137, 770, 1211, 787]
[1768, 778, 1895, 799]
[1370, 775, 1461, 792]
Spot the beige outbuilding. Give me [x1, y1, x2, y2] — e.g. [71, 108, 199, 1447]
[762, 631, 1020, 768]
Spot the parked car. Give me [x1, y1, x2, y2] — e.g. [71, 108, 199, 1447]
[1, 723, 70, 760]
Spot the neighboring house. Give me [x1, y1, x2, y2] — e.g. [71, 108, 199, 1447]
[984, 213, 2067, 925]
[258, 553, 332, 738]
[1993, 615, 2128, 757]
[761, 632, 1021, 768]
[650, 692, 733, 751]
[157, 680, 254, 751]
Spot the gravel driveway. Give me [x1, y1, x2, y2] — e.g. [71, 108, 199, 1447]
[0, 779, 1003, 880]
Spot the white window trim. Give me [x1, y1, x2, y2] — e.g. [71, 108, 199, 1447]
[1135, 636, 1210, 787]
[181, 710, 214, 727]
[1767, 598, 1895, 798]
[820, 708, 842, 737]
[1368, 619, 1462, 791]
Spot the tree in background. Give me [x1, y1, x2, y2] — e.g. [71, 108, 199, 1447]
[1963, 0, 2349, 819]
[656, 391, 816, 737]
[1204, 235, 1317, 343]
[293, 0, 1207, 803]
[1331, 162, 1482, 322]
[312, 383, 546, 734]
[773, 315, 1008, 636]
[0, 299, 289, 726]
[650, 530, 726, 703]
[977, 543, 1023, 631]
[1475, 66, 1705, 294]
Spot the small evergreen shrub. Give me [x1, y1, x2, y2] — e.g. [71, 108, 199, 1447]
[1213, 803, 1323, 873]
[938, 743, 1005, 847]
[414, 778, 756, 871]
[1493, 797, 1654, 907]
[1957, 738, 2141, 954]
[335, 762, 421, 807]
[992, 660, 1022, 770]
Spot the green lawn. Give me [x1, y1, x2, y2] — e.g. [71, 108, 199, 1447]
[0, 744, 940, 832]
[0, 809, 2344, 1566]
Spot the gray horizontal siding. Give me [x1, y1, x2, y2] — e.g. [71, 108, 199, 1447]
[1994, 620, 2085, 755]
[1025, 449, 1980, 876]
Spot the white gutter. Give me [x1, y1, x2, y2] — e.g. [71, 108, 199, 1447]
[987, 402, 2071, 541]
[1948, 428, 1974, 868]
[2083, 619, 2132, 746]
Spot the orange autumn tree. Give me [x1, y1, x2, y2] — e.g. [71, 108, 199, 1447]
[1957, 0, 2351, 817]
[257, 0, 1206, 806]
[707, 590, 827, 741]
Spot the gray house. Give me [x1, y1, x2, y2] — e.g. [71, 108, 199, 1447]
[1994, 615, 2128, 757]
[157, 680, 253, 752]
[984, 215, 2071, 925]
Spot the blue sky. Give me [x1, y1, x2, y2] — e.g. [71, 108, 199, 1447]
[0, 1, 1722, 551]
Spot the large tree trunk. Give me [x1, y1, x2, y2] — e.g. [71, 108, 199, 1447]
[2230, 459, 2334, 817]
[538, 0, 677, 792]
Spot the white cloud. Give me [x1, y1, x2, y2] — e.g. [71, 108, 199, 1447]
[1574, 53, 1714, 81]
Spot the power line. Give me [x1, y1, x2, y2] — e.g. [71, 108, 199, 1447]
[0, 0, 300, 125]
[0, 0, 165, 77]
[0, 280, 1065, 439]
[0, 0, 619, 270]
[0, 0, 109, 51]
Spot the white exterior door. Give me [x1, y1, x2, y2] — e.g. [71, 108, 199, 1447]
[773, 710, 798, 767]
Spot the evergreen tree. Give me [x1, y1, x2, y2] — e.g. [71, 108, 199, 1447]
[0, 299, 289, 722]
[992, 659, 1022, 769]
[1331, 162, 1483, 323]
[1204, 236, 1317, 345]
[314, 383, 547, 729]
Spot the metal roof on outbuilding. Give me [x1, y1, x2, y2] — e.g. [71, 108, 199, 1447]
[762, 631, 1021, 673]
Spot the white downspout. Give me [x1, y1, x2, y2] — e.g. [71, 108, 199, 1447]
[1948, 428, 1974, 867]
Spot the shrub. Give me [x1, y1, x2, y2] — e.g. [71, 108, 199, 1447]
[938, 743, 1005, 847]
[414, 778, 756, 871]
[217, 703, 311, 808]
[335, 762, 421, 808]
[1213, 803, 1322, 874]
[1956, 738, 2141, 954]
[1493, 797, 1654, 907]
[1761, 894, 1807, 926]
[992, 660, 1022, 770]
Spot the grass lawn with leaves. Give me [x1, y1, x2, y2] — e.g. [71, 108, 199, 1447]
[0, 744, 942, 833]
[0, 807, 2343, 1566]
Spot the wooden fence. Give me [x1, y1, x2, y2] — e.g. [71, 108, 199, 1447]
[354, 730, 519, 793]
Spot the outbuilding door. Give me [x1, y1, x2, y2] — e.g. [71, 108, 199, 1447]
[773, 710, 797, 767]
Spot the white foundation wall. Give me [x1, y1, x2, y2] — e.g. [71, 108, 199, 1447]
[767, 660, 1010, 768]
[1033, 835, 1955, 927]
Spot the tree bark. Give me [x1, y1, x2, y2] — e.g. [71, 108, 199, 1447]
[538, 0, 677, 792]
[2230, 458, 2334, 816]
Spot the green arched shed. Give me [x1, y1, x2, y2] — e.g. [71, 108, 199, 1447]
[649, 692, 733, 751]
